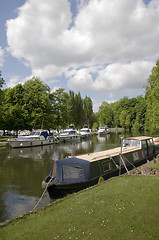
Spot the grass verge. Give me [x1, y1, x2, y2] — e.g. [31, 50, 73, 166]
[0, 175, 159, 240]
[151, 161, 159, 171]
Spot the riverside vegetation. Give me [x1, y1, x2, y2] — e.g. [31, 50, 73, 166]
[0, 175, 159, 240]
[1, 59, 159, 133]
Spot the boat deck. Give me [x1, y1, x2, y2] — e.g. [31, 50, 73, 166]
[72, 146, 140, 162]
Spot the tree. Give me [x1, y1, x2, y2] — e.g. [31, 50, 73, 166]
[50, 88, 70, 130]
[0, 71, 5, 129]
[83, 96, 93, 127]
[2, 84, 26, 130]
[0, 71, 4, 89]
[145, 60, 159, 133]
[22, 77, 52, 129]
[98, 101, 113, 127]
[74, 92, 84, 128]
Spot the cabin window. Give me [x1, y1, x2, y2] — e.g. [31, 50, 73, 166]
[123, 139, 140, 148]
[102, 161, 111, 172]
[62, 165, 85, 179]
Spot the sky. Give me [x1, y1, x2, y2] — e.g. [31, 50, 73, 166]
[0, 0, 158, 112]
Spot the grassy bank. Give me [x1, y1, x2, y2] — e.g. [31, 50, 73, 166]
[1, 175, 159, 240]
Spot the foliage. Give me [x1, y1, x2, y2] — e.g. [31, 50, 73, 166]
[1, 59, 159, 133]
[98, 101, 113, 127]
[145, 60, 159, 133]
[0, 77, 94, 131]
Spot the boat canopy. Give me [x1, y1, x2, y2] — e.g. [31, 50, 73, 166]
[54, 157, 90, 183]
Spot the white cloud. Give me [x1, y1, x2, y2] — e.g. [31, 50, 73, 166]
[0, 46, 4, 67]
[6, 75, 25, 88]
[67, 61, 154, 96]
[6, 0, 159, 98]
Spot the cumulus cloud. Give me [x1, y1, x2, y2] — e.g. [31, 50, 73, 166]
[0, 46, 4, 67]
[6, 0, 159, 99]
[68, 61, 154, 95]
[6, 75, 26, 88]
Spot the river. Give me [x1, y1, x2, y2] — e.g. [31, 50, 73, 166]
[0, 132, 129, 223]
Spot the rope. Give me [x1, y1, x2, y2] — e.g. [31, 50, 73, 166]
[120, 153, 141, 174]
[119, 154, 130, 175]
[32, 177, 53, 211]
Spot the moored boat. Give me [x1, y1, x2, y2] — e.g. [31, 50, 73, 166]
[57, 127, 81, 143]
[80, 127, 93, 139]
[98, 125, 110, 134]
[7, 129, 56, 148]
[42, 136, 159, 199]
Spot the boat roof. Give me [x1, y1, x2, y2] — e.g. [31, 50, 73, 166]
[125, 136, 152, 141]
[70, 146, 138, 162]
[69, 136, 153, 163]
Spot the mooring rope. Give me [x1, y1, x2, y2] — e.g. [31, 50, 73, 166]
[32, 177, 53, 211]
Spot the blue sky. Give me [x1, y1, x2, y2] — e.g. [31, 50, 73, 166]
[0, 0, 158, 111]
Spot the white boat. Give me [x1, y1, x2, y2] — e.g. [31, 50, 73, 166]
[57, 128, 81, 143]
[80, 127, 93, 139]
[7, 129, 56, 148]
[98, 126, 110, 134]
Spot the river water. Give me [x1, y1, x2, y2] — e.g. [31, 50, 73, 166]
[0, 132, 128, 223]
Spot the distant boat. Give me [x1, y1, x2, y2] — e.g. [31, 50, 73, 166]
[7, 129, 56, 148]
[80, 127, 92, 139]
[57, 127, 81, 143]
[98, 126, 110, 134]
[42, 136, 159, 199]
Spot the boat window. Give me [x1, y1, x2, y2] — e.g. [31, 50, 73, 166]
[102, 161, 111, 172]
[123, 139, 140, 148]
[62, 165, 85, 179]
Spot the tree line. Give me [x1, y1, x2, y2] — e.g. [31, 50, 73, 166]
[0, 75, 94, 131]
[0, 59, 159, 133]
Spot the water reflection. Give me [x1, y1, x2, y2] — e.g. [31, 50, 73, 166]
[0, 134, 121, 223]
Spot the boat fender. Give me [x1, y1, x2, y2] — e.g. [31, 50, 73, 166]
[41, 181, 47, 189]
[98, 176, 104, 184]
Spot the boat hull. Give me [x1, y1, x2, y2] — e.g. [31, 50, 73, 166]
[46, 152, 154, 199]
[58, 135, 81, 143]
[7, 138, 56, 148]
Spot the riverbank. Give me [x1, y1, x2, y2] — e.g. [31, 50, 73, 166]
[1, 173, 159, 240]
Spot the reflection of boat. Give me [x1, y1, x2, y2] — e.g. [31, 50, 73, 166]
[42, 136, 159, 199]
[80, 127, 92, 139]
[98, 126, 110, 134]
[57, 128, 81, 143]
[7, 129, 56, 148]
[97, 134, 110, 143]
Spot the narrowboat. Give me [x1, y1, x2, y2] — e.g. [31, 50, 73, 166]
[42, 136, 159, 199]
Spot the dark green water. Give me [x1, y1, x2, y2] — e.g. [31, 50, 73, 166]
[0, 132, 129, 223]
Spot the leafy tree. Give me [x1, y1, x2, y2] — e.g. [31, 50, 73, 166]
[0, 71, 5, 129]
[132, 96, 146, 132]
[98, 101, 113, 127]
[145, 60, 159, 133]
[50, 88, 70, 130]
[22, 77, 52, 129]
[74, 92, 84, 128]
[2, 84, 26, 130]
[0, 71, 4, 89]
[83, 96, 93, 127]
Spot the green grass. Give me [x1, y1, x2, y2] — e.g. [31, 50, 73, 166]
[151, 161, 159, 171]
[0, 175, 159, 240]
